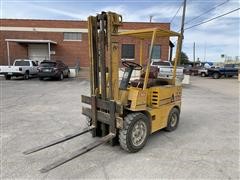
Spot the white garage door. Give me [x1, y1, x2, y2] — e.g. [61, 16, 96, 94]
[28, 44, 49, 63]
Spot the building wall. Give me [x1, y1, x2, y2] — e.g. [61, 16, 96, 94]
[0, 19, 170, 67]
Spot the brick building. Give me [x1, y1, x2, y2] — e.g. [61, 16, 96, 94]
[0, 19, 172, 67]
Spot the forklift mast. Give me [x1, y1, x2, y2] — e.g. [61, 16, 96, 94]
[88, 12, 122, 100]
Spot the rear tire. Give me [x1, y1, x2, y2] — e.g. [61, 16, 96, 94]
[212, 72, 220, 79]
[165, 107, 180, 132]
[119, 113, 150, 153]
[59, 72, 64, 81]
[24, 71, 29, 80]
[66, 70, 70, 78]
[5, 75, 11, 80]
[201, 72, 206, 77]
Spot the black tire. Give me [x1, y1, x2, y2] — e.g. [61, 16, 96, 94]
[24, 71, 29, 80]
[119, 113, 150, 153]
[66, 70, 70, 78]
[39, 77, 44, 80]
[165, 107, 180, 132]
[201, 72, 206, 77]
[212, 72, 220, 79]
[5, 75, 11, 80]
[59, 72, 64, 81]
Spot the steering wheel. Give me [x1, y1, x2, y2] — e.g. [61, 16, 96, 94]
[122, 61, 143, 70]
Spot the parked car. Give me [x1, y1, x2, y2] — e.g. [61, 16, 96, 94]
[208, 64, 239, 79]
[150, 60, 184, 80]
[0, 59, 38, 80]
[38, 60, 70, 80]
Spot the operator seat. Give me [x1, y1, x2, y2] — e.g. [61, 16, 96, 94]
[131, 66, 168, 88]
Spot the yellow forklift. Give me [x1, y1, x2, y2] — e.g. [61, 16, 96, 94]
[24, 11, 184, 173]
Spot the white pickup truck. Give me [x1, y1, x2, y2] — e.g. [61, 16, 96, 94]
[150, 60, 184, 80]
[0, 59, 38, 80]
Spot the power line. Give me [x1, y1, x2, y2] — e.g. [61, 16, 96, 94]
[185, 7, 240, 30]
[170, 1, 183, 23]
[172, 7, 240, 45]
[185, 0, 230, 25]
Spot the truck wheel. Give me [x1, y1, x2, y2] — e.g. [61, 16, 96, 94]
[66, 70, 70, 78]
[5, 75, 11, 80]
[213, 72, 220, 79]
[201, 72, 206, 77]
[59, 72, 64, 81]
[165, 107, 180, 132]
[39, 77, 44, 80]
[24, 71, 29, 80]
[119, 113, 150, 153]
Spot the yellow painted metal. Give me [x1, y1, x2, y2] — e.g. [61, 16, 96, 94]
[149, 101, 181, 133]
[139, 39, 143, 67]
[111, 42, 120, 100]
[106, 12, 122, 100]
[146, 85, 182, 132]
[119, 90, 129, 105]
[87, 16, 94, 95]
[118, 27, 181, 86]
[127, 87, 148, 111]
[118, 28, 180, 39]
[143, 29, 157, 90]
[147, 85, 182, 107]
[172, 35, 182, 85]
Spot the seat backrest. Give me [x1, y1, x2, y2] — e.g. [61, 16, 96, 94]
[140, 66, 159, 79]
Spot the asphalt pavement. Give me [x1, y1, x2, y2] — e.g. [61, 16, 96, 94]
[1, 76, 239, 179]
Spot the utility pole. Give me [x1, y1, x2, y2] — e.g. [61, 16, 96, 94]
[149, 15, 153, 23]
[193, 42, 195, 67]
[177, 0, 187, 65]
[172, 0, 187, 84]
[204, 42, 206, 61]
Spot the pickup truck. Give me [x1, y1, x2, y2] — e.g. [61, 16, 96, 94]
[150, 60, 184, 80]
[0, 59, 38, 80]
[198, 68, 211, 77]
[208, 64, 239, 79]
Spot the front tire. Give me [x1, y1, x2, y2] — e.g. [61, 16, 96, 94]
[165, 107, 180, 132]
[5, 75, 11, 80]
[119, 113, 150, 153]
[212, 72, 220, 79]
[201, 72, 206, 77]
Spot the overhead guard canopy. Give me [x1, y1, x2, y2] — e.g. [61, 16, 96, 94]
[118, 28, 180, 39]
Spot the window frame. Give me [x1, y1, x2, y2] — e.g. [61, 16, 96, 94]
[148, 44, 161, 61]
[63, 32, 82, 41]
[121, 44, 135, 61]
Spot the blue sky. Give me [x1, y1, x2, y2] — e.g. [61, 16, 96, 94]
[1, 0, 239, 62]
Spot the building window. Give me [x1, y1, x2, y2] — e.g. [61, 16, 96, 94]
[121, 44, 135, 60]
[63, 32, 82, 41]
[149, 45, 161, 60]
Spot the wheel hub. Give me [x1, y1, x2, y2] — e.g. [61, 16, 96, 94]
[131, 120, 147, 147]
[170, 113, 177, 127]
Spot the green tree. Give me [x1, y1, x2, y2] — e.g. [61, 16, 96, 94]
[180, 51, 189, 65]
